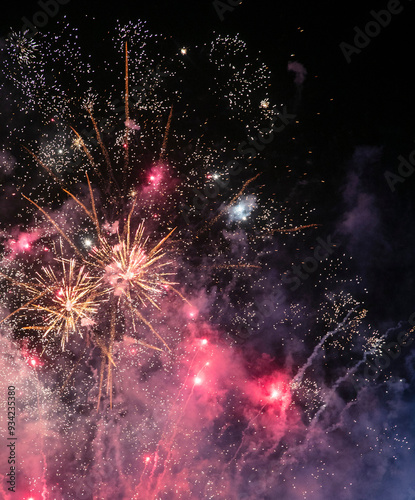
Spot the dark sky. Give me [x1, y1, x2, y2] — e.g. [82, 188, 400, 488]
[3, 0, 415, 178]
[3, 0, 415, 137]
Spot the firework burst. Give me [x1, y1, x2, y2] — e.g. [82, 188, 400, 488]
[24, 259, 99, 349]
[0, 20, 402, 500]
[5, 30, 39, 65]
[91, 222, 176, 309]
[0, 36, 186, 409]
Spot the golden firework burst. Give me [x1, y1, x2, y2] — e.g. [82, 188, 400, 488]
[24, 259, 100, 349]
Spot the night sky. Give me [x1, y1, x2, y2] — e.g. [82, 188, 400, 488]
[1, 1, 415, 499]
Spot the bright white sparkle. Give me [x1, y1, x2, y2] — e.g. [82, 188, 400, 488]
[228, 195, 257, 222]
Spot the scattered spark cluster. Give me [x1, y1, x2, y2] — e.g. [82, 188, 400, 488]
[0, 21, 413, 500]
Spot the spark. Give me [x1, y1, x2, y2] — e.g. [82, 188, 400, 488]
[270, 388, 280, 399]
[90, 222, 177, 313]
[6, 30, 39, 65]
[24, 259, 100, 349]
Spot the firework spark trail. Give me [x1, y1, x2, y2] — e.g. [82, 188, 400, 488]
[135, 456, 152, 496]
[159, 105, 173, 161]
[145, 348, 210, 498]
[273, 322, 385, 477]
[0, 270, 42, 294]
[318, 329, 390, 434]
[95, 300, 118, 410]
[309, 337, 387, 432]
[123, 41, 130, 184]
[59, 353, 86, 394]
[150, 394, 196, 498]
[166, 285, 192, 306]
[70, 125, 104, 184]
[0, 291, 47, 326]
[145, 452, 159, 497]
[228, 402, 268, 465]
[209, 263, 261, 270]
[84, 109, 115, 187]
[22, 146, 64, 187]
[32, 367, 49, 500]
[267, 223, 322, 234]
[292, 306, 358, 387]
[20, 193, 85, 260]
[196, 173, 261, 236]
[145, 345, 201, 484]
[229, 380, 291, 470]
